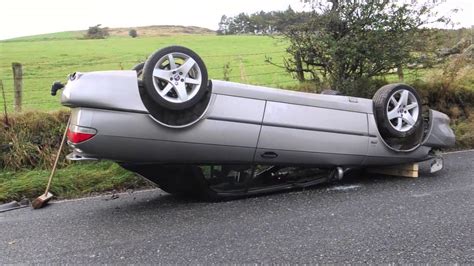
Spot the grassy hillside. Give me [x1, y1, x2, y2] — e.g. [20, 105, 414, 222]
[2, 25, 215, 42]
[0, 34, 294, 111]
[108, 25, 215, 37]
[3, 31, 85, 42]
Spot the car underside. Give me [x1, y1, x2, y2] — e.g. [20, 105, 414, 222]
[56, 46, 455, 199]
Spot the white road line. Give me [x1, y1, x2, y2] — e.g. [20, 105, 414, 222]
[442, 149, 474, 155]
[52, 188, 159, 203]
[327, 184, 362, 191]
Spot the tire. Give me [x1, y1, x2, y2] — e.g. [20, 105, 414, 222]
[132, 62, 145, 78]
[373, 83, 423, 138]
[151, 166, 202, 196]
[142, 46, 209, 110]
[119, 164, 219, 200]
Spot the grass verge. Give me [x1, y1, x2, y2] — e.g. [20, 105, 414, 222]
[0, 161, 151, 203]
[0, 110, 152, 204]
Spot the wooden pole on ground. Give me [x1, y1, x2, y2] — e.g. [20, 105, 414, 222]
[0, 80, 9, 127]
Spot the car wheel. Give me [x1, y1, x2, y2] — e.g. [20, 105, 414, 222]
[149, 166, 202, 197]
[132, 62, 145, 78]
[119, 164, 219, 200]
[153, 166, 221, 200]
[142, 46, 209, 110]
[373, 83, 423, 138]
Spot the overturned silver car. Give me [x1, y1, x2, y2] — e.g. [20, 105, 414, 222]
[58, 46, 455, 199]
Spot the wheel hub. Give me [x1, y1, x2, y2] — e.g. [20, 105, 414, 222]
[386, 89, 420, 132]
[151, 52, 202, 104]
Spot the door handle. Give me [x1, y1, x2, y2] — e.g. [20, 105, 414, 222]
[261, 151, 278, 159]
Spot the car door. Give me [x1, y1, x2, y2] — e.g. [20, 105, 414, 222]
[254, 101, 369, 166]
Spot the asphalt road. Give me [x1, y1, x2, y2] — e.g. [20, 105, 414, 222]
[1, 151, 473, 264]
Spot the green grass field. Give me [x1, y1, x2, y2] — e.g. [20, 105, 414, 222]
[1, 32, 453, 112]
[2, 31, 84, 42]
[0, 34, 296, 111]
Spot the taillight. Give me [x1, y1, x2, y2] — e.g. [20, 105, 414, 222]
[67, 125, 97, 144]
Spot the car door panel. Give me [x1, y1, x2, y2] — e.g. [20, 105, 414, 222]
[207, 94, 265, 124]
[254, 101, 369, 166]
[255, 126, 368, 165]
[79, 135, 256, 163]
[263, 101, 367, 135]
[74, 94, 265, 163]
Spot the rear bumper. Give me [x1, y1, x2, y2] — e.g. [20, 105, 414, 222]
[62, 70, 146, 113]
[66, 151, 99, 161]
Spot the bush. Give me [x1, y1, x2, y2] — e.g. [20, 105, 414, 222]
[0, 110, 70, 171]
[129, 29, 138, 38]
[84, 24, 109, 39]
[281, 1, 448, 96]
[0, 111, 151, 203]
[414, 52, 474, 119]
[452, 117, 474, 149]
[334, 78, 389, 99]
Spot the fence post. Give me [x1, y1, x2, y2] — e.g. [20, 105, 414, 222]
[239, 56, 248, 82]
[294, 52, 305, 82]
[397, 64, 404, 82]
[12, 62, 23, 112]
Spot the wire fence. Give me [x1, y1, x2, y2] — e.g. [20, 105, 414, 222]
[0, 64, 286, 82]
[0, 51, 300, 111]
[0, 51, 287, 69]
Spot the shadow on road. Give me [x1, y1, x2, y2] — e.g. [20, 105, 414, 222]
[92, 164, 443, 217]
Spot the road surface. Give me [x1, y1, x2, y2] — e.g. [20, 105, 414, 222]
[1, 151, 473, 263]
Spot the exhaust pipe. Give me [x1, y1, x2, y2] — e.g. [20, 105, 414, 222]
[332, 167, 344, 180]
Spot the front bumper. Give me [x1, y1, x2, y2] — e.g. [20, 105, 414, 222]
[423, 110, 456, 149]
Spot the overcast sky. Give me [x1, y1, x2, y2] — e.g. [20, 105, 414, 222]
[1, 0, 472, 40]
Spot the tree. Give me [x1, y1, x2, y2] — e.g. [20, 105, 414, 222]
[231, 13, 252, 34]
[217, 15, 229, 35]
[84, 24, 109, 39]
[216, 7, 304, 35]
[129, 29, 138, 38]
[282, 0, 451, 96]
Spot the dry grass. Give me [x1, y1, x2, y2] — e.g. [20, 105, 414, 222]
[452, 114, 474, 149]
[0, 161, 149, 203]
[0, 110, 70, 171]
[412, 53, 474, 148]
[416, 53, 474, 119]
[109, 25, 215, 37]
[0, 110, 149, 203]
